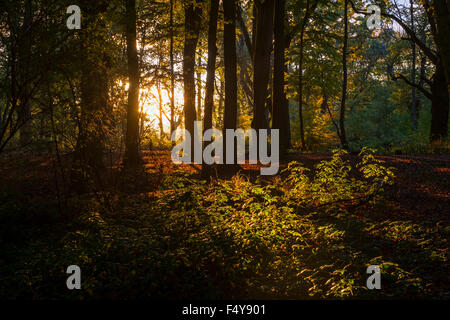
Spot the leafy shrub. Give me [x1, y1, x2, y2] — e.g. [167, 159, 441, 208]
[281, 148, 395, 209]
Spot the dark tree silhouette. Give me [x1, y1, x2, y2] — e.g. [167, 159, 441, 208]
[202, 0, 219, 177]
[183, 0, 203, 158]
[272, 0, 290, 158]
[222, 0, 238, 173]
[252, 0, 274, 131]
[124, 0, 141, 166]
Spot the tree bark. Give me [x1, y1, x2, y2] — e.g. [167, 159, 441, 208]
[272, 0, 289, 158]
[124, 0, 141, 166]
[237, 4, 253, 63]
[203, 0, 219, 134]
[410, 0, 417, 130]
[252, 0, 274, 131]
[72, 0, 110, 190]
[430, 65, 449, 142]
[183, 1, 202, 157]
[428, 0, 450, 94]
[197, 47, 203, 120]
[157, 82, 164, 139]
[223, 0, 238, 172]
[298, 0, 316, 150]
[18, 0, 33, 147]
[169, 0, 176, 136]
[202, 0, 219, 177]
[339, 0, 349, 150]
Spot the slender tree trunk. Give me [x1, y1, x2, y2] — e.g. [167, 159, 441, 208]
[339, 0, 349, 150]
[223, 0, 238, 172]
[197, 47, 202, 120]
[252, 4, 257, 56]
[298, 4, 308, 150]
[169, 0, 176, 135]
[19, 0, 32, 147]
[283, 34, 293, 149]
[266, 53, 274, 123]
[416, 20, 428, 125]
[139, 100, 145, 143]
[284, 63, 292, 148]
[298, 58, 306, 149]
[124, 0, 141, 166]
[217, 78, 224, 127]
[272, 0, 288, 158]
[237, 4, 253, 63]
[183, 1, 202, 157]
[252, 0, 274, 131]
[203, 0, 219, 133]
[202, 0, 219, 177]
[411, 0, 417, 130]
[417, 53, 426, 115]
[157, 82, 164, 139]
[297, 0, 317, 150]
[321, 93, 328, 115]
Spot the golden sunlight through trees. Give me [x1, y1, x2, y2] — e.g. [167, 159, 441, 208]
[139, 86, 184, 131]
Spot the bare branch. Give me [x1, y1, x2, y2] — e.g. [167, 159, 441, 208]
[348, 0, 438, 65]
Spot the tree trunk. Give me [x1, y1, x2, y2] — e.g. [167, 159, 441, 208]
[202, 0, 219, 177]
[297, 0, 317, 150]
[339, 0, 349, 150]
[411, 0, 417, 130]
[272, 0, 289, 158]
[298, 2, 308, 150]
[252, 0, 274, 131]
[72, 1, 110, 190]
[417, 53, 426, 116]
[298, 41, 306, 150]
[223, 0, 238, 172]
[157, 82, 164, 139]
[284, 63, 292, 149]
[18, 0, 32, 148]
[169, 0, 176, 136]
[183, 1, 202, 158]
[124, 0, 141, 166]
[430, 65, 449, 142]
[197, 47, 202, 120]
[430, 0, 450, 94]
[217, 78, 224, 127]
[237, 4, 253, 63]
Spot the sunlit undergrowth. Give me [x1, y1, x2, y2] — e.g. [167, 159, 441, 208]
[1, 149, 448, 299]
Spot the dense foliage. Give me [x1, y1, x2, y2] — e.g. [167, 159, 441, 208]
[2, 150, 447, 299]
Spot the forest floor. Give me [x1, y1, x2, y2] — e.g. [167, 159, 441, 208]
[0, 150, 448, 299]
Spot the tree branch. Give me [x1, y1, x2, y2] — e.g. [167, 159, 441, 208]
[237, 4, 253, 63]
[394, 73, 433, 100]
[348, 0, 438, 65]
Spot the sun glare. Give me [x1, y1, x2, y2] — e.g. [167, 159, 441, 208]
[139, 86, 184, 131]
[118, 78, 183, 132]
